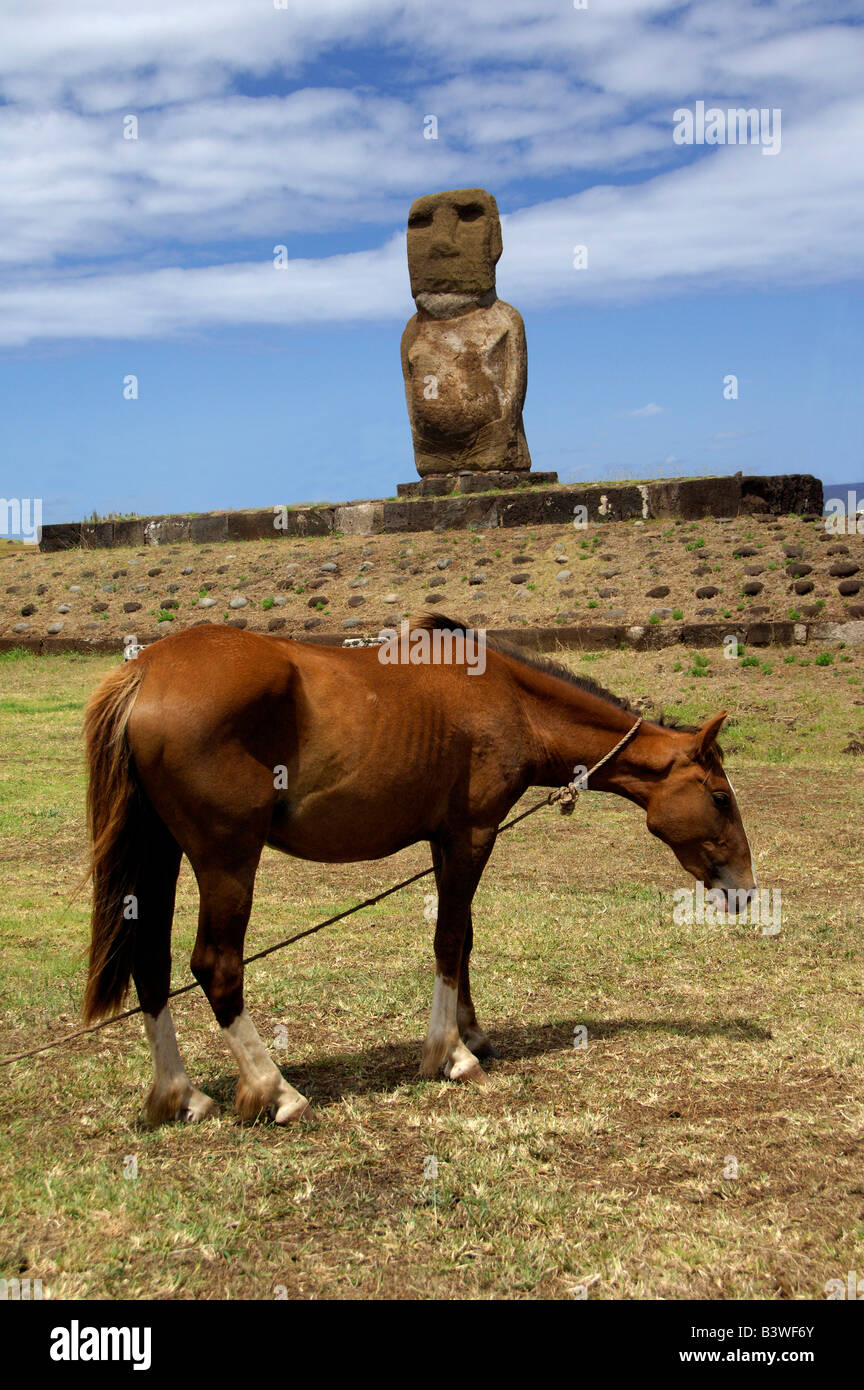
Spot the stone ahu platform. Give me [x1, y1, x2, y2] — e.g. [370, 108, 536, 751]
[396, 470, 559, 497]
[39, 473, 822, 552]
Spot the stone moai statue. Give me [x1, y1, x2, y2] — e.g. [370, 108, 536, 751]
[401, 187, 531, 478]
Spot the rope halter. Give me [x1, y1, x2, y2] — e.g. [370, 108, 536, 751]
[548, 716, 643, 816]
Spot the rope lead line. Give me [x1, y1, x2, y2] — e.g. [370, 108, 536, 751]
[0, 717, 642, 1068]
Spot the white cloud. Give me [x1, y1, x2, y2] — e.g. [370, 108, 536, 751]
[627, 404, 664, 418]
[0, 0, 862, 344]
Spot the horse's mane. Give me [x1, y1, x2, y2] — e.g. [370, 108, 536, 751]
[411, 611, 714, 744]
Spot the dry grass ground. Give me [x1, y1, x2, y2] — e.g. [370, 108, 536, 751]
[1, 642, 863, 1300]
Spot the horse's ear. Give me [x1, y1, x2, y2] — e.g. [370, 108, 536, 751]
[691, 710, 727, 763]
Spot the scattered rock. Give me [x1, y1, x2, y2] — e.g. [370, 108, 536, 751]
[20, 603, 37, 616]
[786, 562, 813, 578]
[267, 617, 286, 631]
[123, 602, 142, 613]
[198, 597, 217, 608]
[348, 595, 365, 608]
[228, 595, 248, 609]
[733, 546, 759, 557]
[838, 580, 861, 596]
[793, 580, 814, 595]
[829, 561, 860, 578]
[646, 585, 670, 598]
[696, 586, 719, 598]
[742, 581, 764, 596]
[46, 621, 64, 634]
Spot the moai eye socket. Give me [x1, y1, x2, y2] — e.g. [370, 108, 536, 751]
[457, 204, 484, 222]
[408, 211, 433, 229]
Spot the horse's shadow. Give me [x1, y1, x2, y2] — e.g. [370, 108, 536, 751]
[197, 1015, 771, 1112]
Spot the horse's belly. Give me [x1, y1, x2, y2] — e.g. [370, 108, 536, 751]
[267, 794, 428, 864]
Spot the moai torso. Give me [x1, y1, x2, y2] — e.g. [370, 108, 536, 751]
[401, 189, 531, 477]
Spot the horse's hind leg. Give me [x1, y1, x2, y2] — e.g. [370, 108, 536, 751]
[133, 819, 216, 1125]
[190, 858, 309, 1125]
[421, 829, 496, 1083]
[457, 918, 497, 1060]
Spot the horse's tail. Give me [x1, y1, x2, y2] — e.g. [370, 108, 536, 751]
[82, 660, 146, 1022]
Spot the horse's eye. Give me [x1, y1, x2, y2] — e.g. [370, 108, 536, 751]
[712, 790, 730, 810]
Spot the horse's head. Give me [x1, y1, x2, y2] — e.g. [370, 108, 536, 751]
[644, 711, 757, 906]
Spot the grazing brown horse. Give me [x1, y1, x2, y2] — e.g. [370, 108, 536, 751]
[83, 615, 756, 1125]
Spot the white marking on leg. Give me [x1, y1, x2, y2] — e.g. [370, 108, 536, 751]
[144, 1006, 187, 1091]
[143, 1007, 214, 1122]
[423, 975, 485, 1083]
[223, 1008, 309, 1122]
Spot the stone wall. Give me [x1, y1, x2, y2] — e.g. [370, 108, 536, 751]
[39, 474, 822, 552]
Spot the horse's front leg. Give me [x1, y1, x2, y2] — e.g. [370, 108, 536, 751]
[420, 829, 496, 1083]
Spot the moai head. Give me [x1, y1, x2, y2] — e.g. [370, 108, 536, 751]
[407, 188, 503, 299]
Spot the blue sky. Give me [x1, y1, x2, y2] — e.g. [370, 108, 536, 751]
[1, 0, 862, 526]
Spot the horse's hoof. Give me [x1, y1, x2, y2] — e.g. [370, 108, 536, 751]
[182, 1091, 218, 1123]
[444, 1056, 486, 1084]
[269, 1094, 312, 1124]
